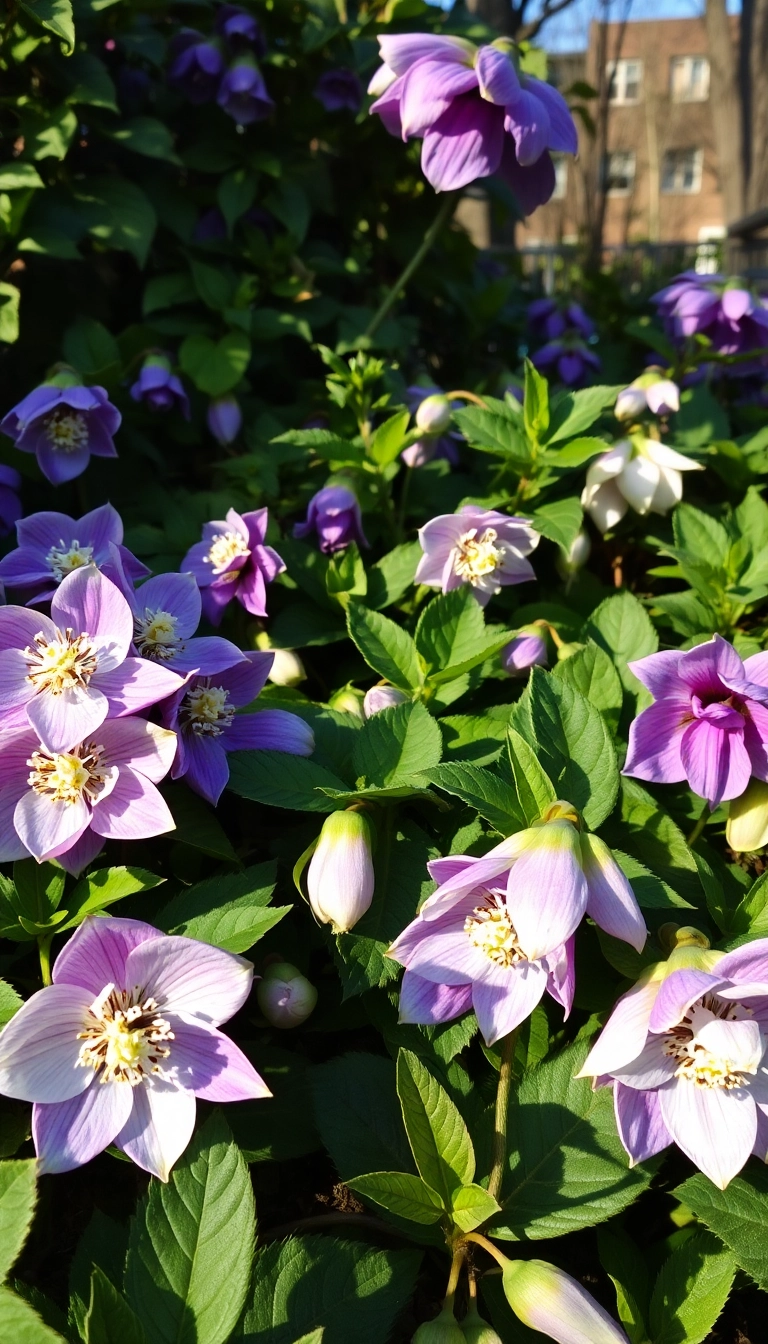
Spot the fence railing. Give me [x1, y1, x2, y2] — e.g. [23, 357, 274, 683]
[506, 240, 731, 293]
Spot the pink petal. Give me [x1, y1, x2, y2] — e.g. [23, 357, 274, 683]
[89, 770, 174, 841]
[421, 94, 505, 192]
[95, 658, 184, 716]
[623, 700, 689, 785]
[614, 1083, 673, 1166]
[0, 648, 36, 709]
[378, 33, 475, 76]
[99, 716, 178, 781]
[627, 649, 685, 699]
[0, 983, 94, 1102]
[581, 834, 647, 953]
[506, 822, 588, 960]
[504, 87, 551, 165]
[168, 1019, 271, 1100]
[51, 565, 132, 669]
[14, 788, 90, 863]
[611, 1035, 679, 1090]
[678, 635, 744, 697]
[26, 684, 108, 755]
[53, 915, 161, 992]
[659, 1079, 756, 1189]
[0, 605, 56, 651]
[680, 718, 751, 806]
[524, 76, 578, 153]
[398, 923, 491, 986]
[472, 960, 547, 1046]
[124, 936, 254, 1026]
[399, 57, 477, 139]
[717, 943, 768, 983]
[649, 968, 726, 1032]
[475, 45, 521, 105]
[33, 1080, 133, 1173]
[115, 1079, 196, 1181]
[398, 971, 473, 1025]
[420, 834, 532, 920]
[578, 979, 660, 1078]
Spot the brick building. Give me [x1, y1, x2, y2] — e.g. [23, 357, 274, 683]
[517, 15, 737, 251]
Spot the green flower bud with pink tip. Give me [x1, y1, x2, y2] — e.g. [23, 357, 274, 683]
[307, 808, 375, 932]
[501, 1258, 629, 1344]
[256, 962, 318, 1028]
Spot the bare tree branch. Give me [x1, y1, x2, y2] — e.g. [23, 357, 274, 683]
[519, 0, 582, 43]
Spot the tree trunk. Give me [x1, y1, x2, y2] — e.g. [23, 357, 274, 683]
[705, 0, 745, 222]
[745, 0, 768, 212]
[464, 0, 518, 37]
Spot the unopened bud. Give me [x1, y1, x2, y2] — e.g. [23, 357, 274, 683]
[415, 394, 453, 436]
[502, 1258, 630, 1344]
[207, 395, 242, 445]
[556, 640, 584, 662]
[307, 809, 374, 932]
[363, 685, 409, 717]
[460, 1303, 503, 1344]
[645, 378, 679, 416]
[727, 777, 768, 852]
[502, 627, 548, 677]
[328, 685, 366, 719]
[268, 648, 306, 686]
[256, 961, 317, 1028]
[411, 1304, 465, 1344]
[614, 386, 647, 422]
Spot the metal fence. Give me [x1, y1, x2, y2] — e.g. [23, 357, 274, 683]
[509, 240, 729, 294]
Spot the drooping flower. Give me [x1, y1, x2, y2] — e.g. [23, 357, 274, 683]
[256, 961, 318, 1028]
[502, 1257, 630, 1344]
[415, 505, 539, 605]
[293, 486, 368, 555]
[215, 3, 266, 54]
[0, 503, 149, 603]
[0, 915, 270, 1179]
[160, 652, 314, 805]
[624, 635, 768, 807]
[207, 395, 242, 445]
[0, 465, 22, 537]
[369, 35, 577, 212]
[527, 297, 595, 343]
[182, 507, 285, 625]
[0, 716, 178, 875]
[363, 685, 409, 718]
[217, 54, 274, 124]
[502, 626, 548, 676]
[1, 383, 121, 485]
[652, 272, 768, 372]
[615, 368, 680, 421]
[402, 385, 461, 468]
[168, 29, 225, 103]
[388, 803, 646, 1046]
[0, 565, 183, 753]
[314, 68, 363, 113]
[129, 571, 245, 674]
[307, 808, 375, 932]
[532, 337, 601, 388]
[130, 355, 190, 418]
[579, 934, 768, 1189]
[581, 436, 703, 532]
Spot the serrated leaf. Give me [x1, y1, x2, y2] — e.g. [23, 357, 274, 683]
[158, 862, 288, 952]
[553, 642, 623, 732]
[425, 762, 523, 832]
[396, 1050, 474, 1204]
[346, 603, 423, 691]
[649, 1232, 736, 1344]
[451, 1183, 500, 1233]
[452, 406, 530, 464]
[348, 1171, 444, 1223]
[18, 0, 74, 51]
[125, 1113, 254, 1344]
[505, 727, 557, 825]
[584, 591, 658, 700]
[415, 587, 491, 679]
[545, 385, 623, 443]
[85, 1267, 145, 1344]
[352, 702, 442, 787]
[0, 1287, 65, 1342]
[530, 497, 583, 555]
[596, 1226, 648, 1344]
[57, 867, 164, 932]
[311, 1053, 416, 1180]
[523, 358, 549, 441]
[369, 409, 410, 467]
[159, 784, 239, 861]
[543, 435, 608, 468]
[0, 1160, 37, 1283]
[676, 1166, 768, 1290]
[227, 751, 346, 812]
[0, 980, 23, 1029]
[526, 669, 619, 828]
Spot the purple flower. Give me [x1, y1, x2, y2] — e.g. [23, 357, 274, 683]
[615, 370, 680, 421]
[314, 68, 363, 113]
[0, 503, 149, 603]
[1, 383, 120, 485]
[168, 29, 225, 104]
[502, 628, 548, 676]
[502, 1258, 630, 1344]
[0, 464, 22, 537]
[293, 486, 368, 555]
[363, 685, 409, 717]
[532, 338, 601, 387]
[0, 565, 183, 753]
[0, 915, 269, 1179]
[369, 35, 577, 211]
[215, 4, 266, 55]
[182, 507, 285, 625]
[388, 805, 646, 1046]
[652, 272, 768, 371]
[402, 386, 461, 468]
[217, 54, 274, 124]
[130, 571, 246, 674]
[624, 636, 768, 807]
[415, 505, 539, 605]
[527, 297, 595, 342]
[207, 395, 242, 445]
[130, 355, 190, 418]
[160, 652, 314, 805]
[580, 938, 768, 1189]
[0, 716, 177, 874]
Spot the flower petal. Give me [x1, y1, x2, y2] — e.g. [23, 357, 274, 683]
[659, 1079, 756, 1189]
[649, 968, 727, 1032]
[581, 480, 628, 533]
[53, 915, 161, 993]
[476, 45, 520, 105]
[680, 718, 751, 807]
[51, 565, 132, 669]
[617, 455, 661, 514]
[168, 1019, 271, 1100]
[578, 978, 661, 1078]
[472, 960, 547, 1046]
[115, 1079, 196, 1181]
[504, 87, 551, 165]
[399, 57, 477, 139]
[581, 834, 647, 953]
[178, 733, 229, 806]
[399, 924, 491, 986]
[611, 1035, 679, 1090]
[89, 770, 175, 841]
[125, 935, 254, 1025]
[33, 1080, 133, 1174]
[421, 833, 534, 920]
[96, 658, 184, 717]
[614, 1082, 673, 1165]
[222, 708, 314, 755]
[717, 941, 768, 984]
[506, 822, 588, 960]
[99, 716, 178, 782]
[421, 94, 505, 192]
[14, 788, 90, 863]
[523, 76, 578, 153]
[26, 684, 108, 755]
[0, 983, 94, 1102]
[398, 971, 473, 1025]
[378, 33, 475, 76]
[623, 700, 689, 786]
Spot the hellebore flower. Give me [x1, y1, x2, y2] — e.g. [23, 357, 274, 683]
[615, 369, 680, 421]
[1, 383, 120, 485]
[0, 465, 22, 537]
[580, 935, 768, 1189]
[402, 386, 461, 468]
[160, 651, 314, 806]
[182, 507, 285, 625]
[256, 961, 318, 1028]
[581, 436, 703, 532]
[0, 503, 149, 602]
[207, 395, 242, 445]
[532, 337, 601, 387]
[168, 29, 225, 103]
[527, 297, 595, 343]
[0, 565, 183, 754]
[502, 626, 549, 677]
[293, 486, 368, 554]
[652, 272, 768, 371]
[502, 1257, 630, 1344]
[130, 355, 190, 418]
[0, 916, 269, 1178]
[415, 505, 538, 605]
[215, 4, 266, 54]
[388, 803, 646, 1046]
[363, 685, 409, 717]
[217, 54, 274, 124]
[307, 808, 375, 932]
[624, 635, 768, 807]
[0, 716, 177, 875]
[130, 571, 245, 674]
[369, 35, 577, 211]
[314, 67, 363, 113]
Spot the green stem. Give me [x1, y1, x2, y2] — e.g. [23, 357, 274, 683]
[687, 803, 711, 849]
[487, 1028, 518, 1204]
[396, 465, 413, 539]
[364, 191, 461, 341]
[461, 1231, 508, 1270]
[38, 933, 53, 987]
[445, 1244, 466, 1301]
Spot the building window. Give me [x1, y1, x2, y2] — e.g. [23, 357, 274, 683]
[603, 150, 636, 195]
[670, 56, 710, 102]
[608, 59, 642, 104]
[661, 148, 703, 194]
[552, 156, 568, 200]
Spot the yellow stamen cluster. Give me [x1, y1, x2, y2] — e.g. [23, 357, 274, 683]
[206, 530, 249, 576]
[465, 895, 523, 968]
[25, 627, 98, 695]
[27, 741, 107, 806]
[663, 997, 760, 1090]
[134, 609, 182, 661]
[45, 540, 95, 581]
[453, 528, 503, 585]
[182, 682, 234, 736]
[77, 985, 174, 1086]
[43, 408, 89, 454]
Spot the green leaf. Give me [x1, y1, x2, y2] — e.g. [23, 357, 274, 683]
[583, 590, 658, 700]
[523, 358, 549, 442]
[676, 1166, 768, 1290]
[352, 702, 442, 787]
[241, 1236, 421, 1344]
[217, 168, 257, 235]
[553, 641, 623, 732]
[728, 869, 768, 940]
[543, 435, 608, 468]
[271, 429, 365, 468]
[494, 1039, 654, 1239]
[77, 177, 156, 267]
[452, 406, 529, 465]
[0, 164, 44, 191]
[57, 867, 164, 932]
[159, 784, 239, 861]
[425, 762, 523, 832]
[649, 1232, 736, 1344]
[21, 105, 77, 161]
[0, 981, 22, 1029]
[368, 409, 411, 467]
[85, 1267, 145, 1344]
[0, 1288, 65, 1342]
[348, 1172, 445, 1223]
[673, 502, 730, 569]
[228, 1045, 319, 1164]
[62, 316, 120, 377]
[607, 778, 702, 909]
[18, 0, 74, 51]
[142, 272, 197, 316]
[530, 497, 583, 555]
[614, 851, 694, 911]
[311, 1053, 416, 1180]
[451, 1184, 501, 1233]
[125, 1113, 255, 1344]
[346, 602, 423, 691]
[227, 751, 346, 812]
[12, 861, 65, 929]
[545, 385, 622, 443]
[0, 1160, 37, 1282]
[179, 332, 251, 397]
[102, 117, 180, 163]
[415, 587, 495, 681]
[0, 285, 20, 345]
[158, 862, 289, 953]
[366, 542, 421, 610]
[505, 727, 556, 825]
[596, 1226, 649, 1344]
[526, 668, 619, 828]
[396, 1049, 474, 1205]
[64, 52, 118, 111]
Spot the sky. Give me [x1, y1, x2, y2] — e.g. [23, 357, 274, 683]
[429, 0, 741, 51]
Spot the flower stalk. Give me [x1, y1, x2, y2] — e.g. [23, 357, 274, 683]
[363, 191, 461, 342]
[487, 1027, 518, 1203]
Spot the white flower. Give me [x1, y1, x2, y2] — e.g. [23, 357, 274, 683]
[581, 437, 703, 533]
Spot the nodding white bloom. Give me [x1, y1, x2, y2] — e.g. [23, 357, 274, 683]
[502, 1257, 630, 1344]
[363, 685, 409, 717]
[307, 809, 375, 932]
[615, 370, 680, 422]
[256, 962, 318, 1028]
[581, 436, 703, 533]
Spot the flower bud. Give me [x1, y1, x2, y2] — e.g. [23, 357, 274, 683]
[307, 809, 375, 932]
[502, 627, 548, 677]
[411, 1304, 465, 1344]
[268, 648, 306, 687]
[363, 685, 409, 717]
[727, 777, 768, 851]
[415, 394, 453, 436]
[645, 378, 679, 416]
[567, 530, 591, 570]
[207, 395, 242, 445]
[556, 640, 584, 662]
[502, 1258, 630, 1344]
[460, 1303, 503, 1344]
[328, 685, 366, 719]
[614, 386, 647, 421]
[256, 961, 317, 1028]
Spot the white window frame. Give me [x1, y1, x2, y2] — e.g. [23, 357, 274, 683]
[661, 148, 703, 195]
[670, 55, 710, 103]
[552, 155, 568, 201]
[604, 149, 636, 196]
[607, 59, 642, 104]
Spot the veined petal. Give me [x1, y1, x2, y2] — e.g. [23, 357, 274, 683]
[649, 968, 727, 1032]
[680, 718, 751, 806]
[168, 1019, 271, 1101]
[581, 480, 628, 533]
[399, 58, 477, 139]
[125, 935, 254, 1025]
[506, 821, 588, 959]
[421, 94, 505, 192]
[398, 971, 473, 1025]
[14, 788, 90, 863]
[26, 684, 107, 756]
[614, 1083, 673, 1165]
[53, 915, 160, 993]
[0, 648, 36, 708]
[421, 833, 534, 920]
[617, 454, 660, 514]
[626, 648, 685, 700]
[523, 76, 578, 153]
[51, 565, 132, 668]
[89, 770, 175, 841]
[476, 44, 520, 105]
[581, 833, 647, 952]
[584, 441, 632, 485]
[33, 1081, 133, 1174]
[0, 983, 94, 1102]
[717, 940, 768, 984]
[611, 1034, 678, 1090]
[504, 87, 551, 165]
[659, 1079, 756, 1189]
[578, 978, 661, 1078]
[399, 924, 492, 986]
[96, 658, 184, 717]
[472, 960, 547, 1046]
[99, 717, 178, 782]
[115, 1079, 196, 1182]
[378, 33, 476, 76]
[644, 440, 704, 472]
[623, 700, 689, 786]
